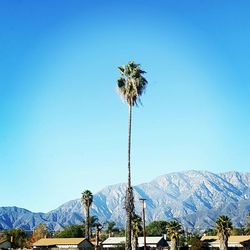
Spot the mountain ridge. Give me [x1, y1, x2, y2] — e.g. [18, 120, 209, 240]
[1, 170, 250, 231]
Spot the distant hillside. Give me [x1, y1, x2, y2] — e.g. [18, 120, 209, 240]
[1, 171, 250, 231]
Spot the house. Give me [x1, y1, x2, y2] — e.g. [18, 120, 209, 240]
[102, 236, 169, 249]
[0, 239, 11, 249]
[33, 238, 94, 249]
[201, 235, 250, 249]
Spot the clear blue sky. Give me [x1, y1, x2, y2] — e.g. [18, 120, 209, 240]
[1, 0, 250, 212]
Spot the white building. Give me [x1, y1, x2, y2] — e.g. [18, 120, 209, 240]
[102, 236, 169, 249]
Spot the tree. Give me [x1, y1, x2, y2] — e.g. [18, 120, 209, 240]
[94, 222, 103, 250]
[215, 215, 233, 250]
[246, 212, 250, 235]
[204, 228, 217, 236]
[81, 190, 93, 239]
[131, 213, 142, 250]
[187, 234, 204, 250]
[88, 215, 99, 237]
[32, 224, 48, 241]
[24, 224, 49, 248]
[231, 224, 245, 236]
[107, 221, 117, 237]
[166, 220, 183, 250]
[117, 61, 148, 250]
[56, 225, 84, 238]
[3, 228, 27, 248]
[146, 220, 168, 236]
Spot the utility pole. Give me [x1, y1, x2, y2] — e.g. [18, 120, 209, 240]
[139, 198, 147, 250]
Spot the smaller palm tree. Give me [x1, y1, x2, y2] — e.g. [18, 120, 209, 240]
[107, 221, 116, 237]
[166, 220, 183, 250]
[81, 190, 93, 239]
[215, 215, 233, 250]
[86, 215, 99, 238]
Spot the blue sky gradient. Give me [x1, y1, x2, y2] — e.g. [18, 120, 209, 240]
[0, 0, 250, 212]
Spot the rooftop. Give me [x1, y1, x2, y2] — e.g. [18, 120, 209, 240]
[201, 235, 250, 243]
[33, 238, 87, 246]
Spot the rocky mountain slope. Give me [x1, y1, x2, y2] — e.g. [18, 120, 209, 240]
[1, 170, 250, 231]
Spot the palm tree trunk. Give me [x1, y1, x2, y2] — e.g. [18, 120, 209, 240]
[88, 205, 90, 239]
[128, 103, 132, 189]
[126, 104, 134, 250]
[219, 238, 228, 250]
[132, 231, 138, 250]
[85, 205, 90, 239]
[95, 225, 100, 250]
[170, 237, 177, 250]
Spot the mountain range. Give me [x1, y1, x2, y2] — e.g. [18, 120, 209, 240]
[1, 170, 250, 231]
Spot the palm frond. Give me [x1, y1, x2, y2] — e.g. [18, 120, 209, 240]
[118, 66, 125, 75]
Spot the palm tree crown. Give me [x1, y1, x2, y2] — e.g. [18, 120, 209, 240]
[166, 220, 183, 250]
[166, 220, 183, 238]
[215, 215, 233, 250]
[117, 61, 148, 107]
[216, 215, 233, 238]
[81, 190, 93, 207]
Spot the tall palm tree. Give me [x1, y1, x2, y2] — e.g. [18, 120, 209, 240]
[81, 190, 93, 239]
[166, 220, 183, 250]
[215, 215, 233, 250]
[131, 213, 142, 250]
[117, 61, 148, 250]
